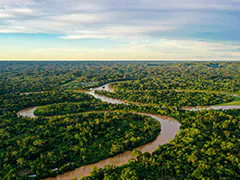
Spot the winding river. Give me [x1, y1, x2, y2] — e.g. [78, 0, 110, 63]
[17, 83, 240, 180]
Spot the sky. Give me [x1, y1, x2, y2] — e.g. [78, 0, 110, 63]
[0, 0, 240, 60]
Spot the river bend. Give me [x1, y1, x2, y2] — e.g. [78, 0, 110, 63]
[17, 82, 239, 180]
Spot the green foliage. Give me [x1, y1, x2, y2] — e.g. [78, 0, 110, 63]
[1, 61, 239, 94]
[0, 90, 95, 115]
[0, 61, 146, 94]
[34, 102, 108, 116]
[33, 101, 176, 117]
[217, 96, 240, 106]
[84, 110, 240, 180]
[0, 112, 160, 179]
[0, 61, 239, 180]
[110, 62, 240, 93]
[96, 90, 233, 107]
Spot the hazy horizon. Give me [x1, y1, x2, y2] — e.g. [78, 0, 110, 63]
[0, 0, 240, 60]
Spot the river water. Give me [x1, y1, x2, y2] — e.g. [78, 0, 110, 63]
[182, 105, 240, 111]
[17, 106, 37, 118]
[17, 83, 239, 180]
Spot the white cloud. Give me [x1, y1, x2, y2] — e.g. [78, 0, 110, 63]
[60, 25, 176, 40]
[8, 7, 33, 14]
[0, 26, 34, 33]
[0, 0, 239, 37]
[60, 35, 107, 40]
[0, 6, 35, 19]
[52, 13, 108, 23]
[0, 0, 35, 7]
[114, 0, 240, 11]
[0, 0, 239, 60]
[0, 11, 14, 18]
[22, 39, 240, 60]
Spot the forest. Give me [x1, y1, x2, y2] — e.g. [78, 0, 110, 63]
[0, 112, 160, 179]
[0, 90, 96, 116]
[0, 61, 239, 180]
[83, 109, 239, 180]
[1, 61, 239, 94]
[95, 89, 233, 107]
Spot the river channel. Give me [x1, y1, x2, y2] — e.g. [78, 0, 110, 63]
[17, 82, 239, 180]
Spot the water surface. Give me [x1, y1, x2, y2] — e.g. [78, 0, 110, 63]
[17, 106, 37, 118]
[43, 115, 180, 180]
[18, 82, 239, 180]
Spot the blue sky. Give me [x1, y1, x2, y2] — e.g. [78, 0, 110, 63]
[0, 0, 240, 60]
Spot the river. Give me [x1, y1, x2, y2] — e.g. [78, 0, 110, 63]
[17, 83, 239, 180]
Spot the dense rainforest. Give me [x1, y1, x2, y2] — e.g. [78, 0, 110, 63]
[83, 109, 240, 180]
[0, 61, 239, 180]
[0, 112, 160, 179]
[1, 61, 239, 94]
[33, 101, 176, 117]
[0, 91, 96, 116]
[95, 89, 233, 107]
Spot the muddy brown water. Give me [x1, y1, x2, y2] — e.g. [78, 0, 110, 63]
[17, 83, 239, 180]
[182, 105, 240, 111]
[17, 106, 37, 118]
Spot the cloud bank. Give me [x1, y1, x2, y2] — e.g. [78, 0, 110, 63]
[0, 0, 239, 60]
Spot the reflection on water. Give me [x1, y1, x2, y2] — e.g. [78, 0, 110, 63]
[87, 83, 126, 105]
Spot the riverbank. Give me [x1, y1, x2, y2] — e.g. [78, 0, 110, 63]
[16, 81, 240, 180]
[17, 82, 181, 180]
